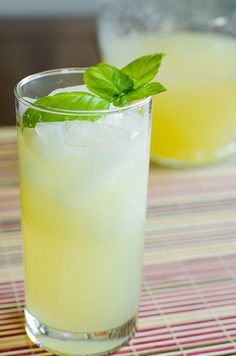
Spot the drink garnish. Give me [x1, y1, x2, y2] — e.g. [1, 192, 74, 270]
[22, 54, 166, 128]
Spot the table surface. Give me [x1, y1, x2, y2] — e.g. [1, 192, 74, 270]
[1, 127, 236, 356]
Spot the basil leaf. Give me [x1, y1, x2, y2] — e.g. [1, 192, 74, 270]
[21, 54, 166, 129]
[22, 92, 110, 128]
[84, 63, 134, 100]
[113, 82, 167, 107]
[122, 53, 164, 89]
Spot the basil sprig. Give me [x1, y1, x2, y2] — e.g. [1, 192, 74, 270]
[22, 54, 166, 128]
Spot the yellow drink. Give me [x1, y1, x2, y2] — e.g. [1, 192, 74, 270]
[17, 88, 151, 354]
[100, 32, 236, 165]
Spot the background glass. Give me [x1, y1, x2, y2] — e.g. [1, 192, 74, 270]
[15, 69, 152, 355]
[98, 0, 236, 167]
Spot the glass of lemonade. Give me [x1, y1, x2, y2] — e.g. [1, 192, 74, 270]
[98, 0, 236, 166]
[15, 69, 152, 355]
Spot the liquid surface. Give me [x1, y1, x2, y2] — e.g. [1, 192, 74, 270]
[100, 31, 236, 165]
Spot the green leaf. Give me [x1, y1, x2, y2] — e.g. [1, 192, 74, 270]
[21, 54, 166, 128]
[22, 92, 110, 128]
[113, 82, 167, 107]
[84, 63, 134, 100]
[121, 53, 164, 89]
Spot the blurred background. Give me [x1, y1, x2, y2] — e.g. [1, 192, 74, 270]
[0, 0, 101, 126]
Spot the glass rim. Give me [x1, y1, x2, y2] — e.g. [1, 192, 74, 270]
[14, 67, 152, 116]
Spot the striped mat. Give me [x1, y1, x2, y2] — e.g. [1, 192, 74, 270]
[1, 126, 236, 356]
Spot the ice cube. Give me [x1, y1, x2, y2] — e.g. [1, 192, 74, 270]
[34, 120, 130, 159]
[59, 120, 129, 147]
[98, 109, 150, 141]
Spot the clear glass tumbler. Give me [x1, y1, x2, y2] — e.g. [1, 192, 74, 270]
[98, 0, 236, 167]
[15, 69, 152, 355]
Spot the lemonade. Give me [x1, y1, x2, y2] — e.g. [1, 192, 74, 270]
[16, 66, 153, 355]
[100, 32, 236, 165]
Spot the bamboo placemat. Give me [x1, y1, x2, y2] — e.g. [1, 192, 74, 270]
[1, 127, 236, 356]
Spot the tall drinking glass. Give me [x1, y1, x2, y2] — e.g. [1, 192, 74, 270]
[98, 0, 236, 167]
[15, 69, 152, 355]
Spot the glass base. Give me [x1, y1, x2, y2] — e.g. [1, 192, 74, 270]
[25, 309, 136, 356]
